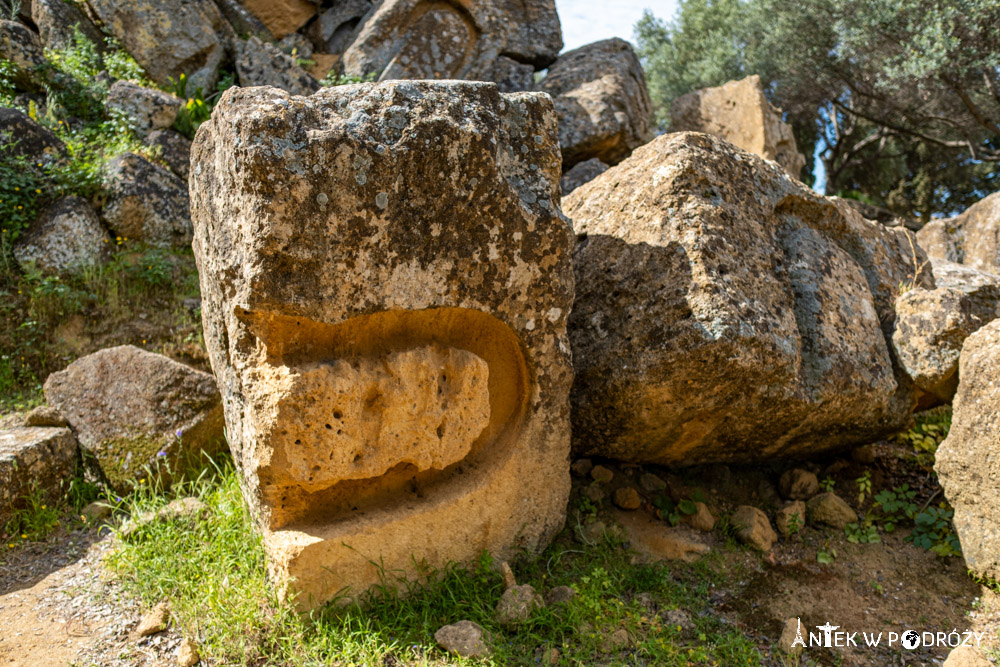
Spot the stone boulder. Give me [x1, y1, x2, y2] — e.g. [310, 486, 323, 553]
[105, 80, 184, 137]
[341, 0, 561, 82]
[935, 319, 1000, 582]
[13, 196, 111, 274]
[100, 152, 191, 246]
[239, 0, 316, 39]
[931, 260, 1000, 324]
[235, 36, 319, 96]
[435, 620, 490, 658]
[32, 0, 106, 52]
[918, 192, 1000, 274]
[807, 492, 857, 528]
[0, 19, 46, 90]
[537, 38, 652, 168]
[190, 81, 574, 610]
[670, 75, 806, 178]
[731, 505, 777, 551]
[560, 157, 608, 196]
[489, 56, 535, 94]
[43, 345, 225, 492]
[0, 427, 78, 526]
[565, 132, 932, 464]
[86, 0, 230, 91]
[0, 107, 65, 160]
[892, 287, 981, 404]
[306, 0, 371, 55]
[146, 129, 192, 181]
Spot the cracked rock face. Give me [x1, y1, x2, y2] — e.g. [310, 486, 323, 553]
[190, 81, 574, 610]
[13, 196, 111, 275]
[564, 132, 932, 464]
[935, 319, 1000, 583]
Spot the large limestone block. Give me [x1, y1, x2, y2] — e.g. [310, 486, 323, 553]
[565, 132, 932, 464]
[918, 192, 1000, 273]
[537, 38, 653, 168]
[0, 19, 46, 90]
[341, 0, 561, 82]
[190, 81, 574, 610]
[670, 74, 806, 178]
[935, 320, 1000, 582]
[0, 427, 78, 526]
[43, 346, 225, 491]
[32, 0, 106, 53]
[86, 0, 229, 91]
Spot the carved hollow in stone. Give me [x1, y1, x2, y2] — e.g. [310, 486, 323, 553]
[242, 307, 531, 529]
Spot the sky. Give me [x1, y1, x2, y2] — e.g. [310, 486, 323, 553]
[554, 0, 679, 52]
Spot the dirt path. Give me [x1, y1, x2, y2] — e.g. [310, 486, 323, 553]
[0, 532, 179, 667]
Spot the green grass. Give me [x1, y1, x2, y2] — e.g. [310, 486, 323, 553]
[104, 460, 761, 665]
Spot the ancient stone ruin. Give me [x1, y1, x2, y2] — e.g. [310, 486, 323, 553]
[565, 132, 932, 464]
[190, 81, 575, 609]
[670, 74, 806, 178]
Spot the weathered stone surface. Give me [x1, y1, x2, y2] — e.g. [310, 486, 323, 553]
[341, 0, 561, 81]
[918, 192, 1000, 274]
[101, 152, 191, 246]
[235, 36, 319, 96]
[306, 0, 371, 55]
[537, 38, 652, 168]
[133, 601, 169, 638]
[43, 345, 224, 492]
[105, 80, 183, 137]
[0, 107, 65, 160]
[435, 620, 490, 658]
[931, 260, 1000, 324]
[807, 492, 857, 529]
[613, 486, 641, 510]
[685, 501, 715, 532]
[489, 55, 535, 93]
[935, 320, 1000, 582]
[146, 129, 193, 181]
[0, 427, 77, 526]
[86, 0, 229, 91]
[892, 287, 981, 404]
[23, 405, 67, 427]
[177, 638, 200, 667]
[32, 0, 105, 52]
[496, 584, 543, 626]
[670, 75, 806, 178]
[778, 469, 819, 500]
[565, 132, 932, 464]
[560, 157, 607, 196]
[731, 505, 777, 551]
[13, 196, 111, 274]
[240, 0, 316, 38]
[190, 81, 574, 610]
[775, 500, 806, 537]
[0, 19, 46, 90]
[943, 645, 992, 667]
[213, 0, 272, 40]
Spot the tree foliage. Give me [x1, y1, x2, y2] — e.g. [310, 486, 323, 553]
[635, 0, 1000, 220]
